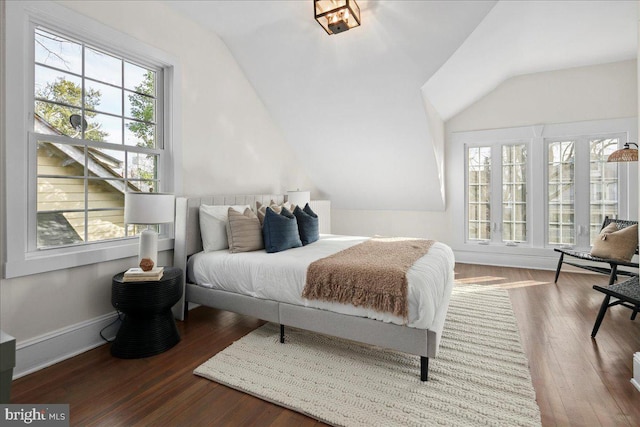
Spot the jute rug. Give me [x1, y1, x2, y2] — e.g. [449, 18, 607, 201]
[194, 285, 541, 426]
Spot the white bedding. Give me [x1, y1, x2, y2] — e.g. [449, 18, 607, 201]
[188, 234, 455, 329]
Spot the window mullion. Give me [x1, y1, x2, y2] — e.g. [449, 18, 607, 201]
[491, 144, 502, 243]
[530, 136, 545, 248]
[574, 138, 591, 249]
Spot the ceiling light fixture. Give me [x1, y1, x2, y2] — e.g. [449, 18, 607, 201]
[314, 0, 361, 35]
[607, 142, 639, 162]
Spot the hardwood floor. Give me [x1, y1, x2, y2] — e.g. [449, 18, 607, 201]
[10, 263, 640, 426]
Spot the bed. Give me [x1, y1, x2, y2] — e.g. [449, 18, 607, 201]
[172, 194, 455, 381]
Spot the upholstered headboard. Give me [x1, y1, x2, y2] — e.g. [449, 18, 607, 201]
[172, 194, 285, 319]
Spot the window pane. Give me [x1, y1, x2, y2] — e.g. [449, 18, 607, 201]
[35, 29, 82, 74]
[85, 112, 122, 144]
[87, 210, 125, 242]
[503, 204, 513, 222]
[127, 152, 158, 182]
[87, 179, 125, 210]
[125, 118, 156, 148]
[37, 212, 84, 248]
[85, 47, 122, 86]
[502, 144, 526, 242]
[468, 146, 491, 241]
[35, 101, 83, 138]
[88, 147, 125, 178]
[85, 79, 123, 116]
[124, 63, 155, 96]
[548, 141, 574, 245]
[37, 177, 85, 212]
[589, 138, 618, 244]
[37, 141, 86, 177]
[35, 66, 83, 107]
[125, 92, 155, 121]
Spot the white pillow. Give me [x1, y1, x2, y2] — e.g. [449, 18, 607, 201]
[199, 204, 249, 251]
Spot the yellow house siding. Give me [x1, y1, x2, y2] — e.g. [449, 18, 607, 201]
[37, 142, 126, 244]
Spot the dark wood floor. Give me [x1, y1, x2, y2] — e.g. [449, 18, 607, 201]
[10, 263, 640, 426]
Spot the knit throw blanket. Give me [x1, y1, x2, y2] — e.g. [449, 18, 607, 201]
[302, 238, 435, 322]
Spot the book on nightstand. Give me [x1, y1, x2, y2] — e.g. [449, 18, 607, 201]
[123, 267, 164, 282]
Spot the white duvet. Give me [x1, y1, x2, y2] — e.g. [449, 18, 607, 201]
[188, 234, 455, 329]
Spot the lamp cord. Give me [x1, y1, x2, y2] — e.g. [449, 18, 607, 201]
[100, 310, 124, 343]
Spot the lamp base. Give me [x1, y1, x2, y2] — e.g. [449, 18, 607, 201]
[139, 228, 158, 268]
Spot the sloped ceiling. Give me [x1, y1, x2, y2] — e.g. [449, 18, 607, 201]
[167, 0, 637, 211]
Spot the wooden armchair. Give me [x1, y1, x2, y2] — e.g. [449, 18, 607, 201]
[554, 217, 639, 286]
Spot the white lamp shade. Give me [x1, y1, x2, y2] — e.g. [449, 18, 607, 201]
[287, 190, 311, 207]
[124, 192, 175, 225]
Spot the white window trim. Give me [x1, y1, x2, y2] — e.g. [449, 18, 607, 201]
[450, 117, 638, 260]
[3, 1, 182, 278]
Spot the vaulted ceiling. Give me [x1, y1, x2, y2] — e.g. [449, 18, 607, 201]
[167, 0, 637, 211]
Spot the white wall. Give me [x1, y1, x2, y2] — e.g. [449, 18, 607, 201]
[447, 60, 638, 132]
[0, 0, 315, 368]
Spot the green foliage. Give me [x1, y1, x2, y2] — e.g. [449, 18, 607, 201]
[127, 71, 155, 149]
[35, 78, 108, 141]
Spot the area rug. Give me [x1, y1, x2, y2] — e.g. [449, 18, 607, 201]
[194, 285, 541, 426]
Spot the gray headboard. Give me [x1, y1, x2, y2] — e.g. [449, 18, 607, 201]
[172, 194, 285, 319]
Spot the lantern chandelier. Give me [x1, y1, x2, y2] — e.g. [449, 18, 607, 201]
[314, 0, 361, 35]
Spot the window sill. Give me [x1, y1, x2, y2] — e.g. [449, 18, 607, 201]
[4, 237, 174, 279]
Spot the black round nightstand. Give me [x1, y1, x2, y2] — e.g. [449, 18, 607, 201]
[111, 267, 183, 359]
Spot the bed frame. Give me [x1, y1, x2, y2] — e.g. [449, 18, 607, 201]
[171, 194, 452, 381]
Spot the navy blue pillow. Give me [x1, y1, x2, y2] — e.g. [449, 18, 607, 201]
[293, 204, 319, 246]
[262, 207, 302, 253]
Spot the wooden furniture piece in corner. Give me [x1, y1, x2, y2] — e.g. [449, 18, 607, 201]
[591, 276, 640, 338]
[111, 267, 183, 358]
[554, 217, 639, 286]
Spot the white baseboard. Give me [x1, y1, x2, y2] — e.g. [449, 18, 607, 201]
[13, 312, 120, 379]
[453, 250, 561, 271]
[453, 249, 637, 275]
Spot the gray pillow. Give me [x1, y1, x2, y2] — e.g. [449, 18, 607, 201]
[226, 207, 264, 253]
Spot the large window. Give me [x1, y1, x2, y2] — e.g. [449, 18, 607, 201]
[33, 27, 164, 249]
[4, 1, 178, 278]
[589, 138, 619, 243]
[502, 144, 527, 243]
[457, 120, 635, 255]
[547, 140, 575, 246]
[467, 147, 491, 241]
[546, 136, 621, 248]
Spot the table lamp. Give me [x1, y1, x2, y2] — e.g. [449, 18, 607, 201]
[287, 190, 311, 208]
[124, 192, 175, 269]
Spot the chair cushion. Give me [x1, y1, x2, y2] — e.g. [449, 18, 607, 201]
[590, 223, 638, 262]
